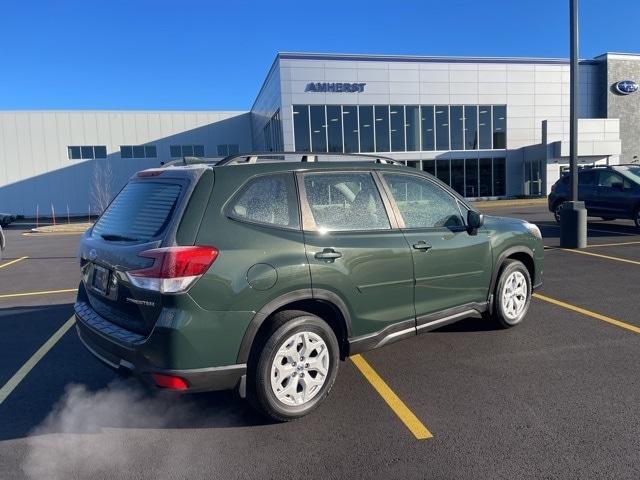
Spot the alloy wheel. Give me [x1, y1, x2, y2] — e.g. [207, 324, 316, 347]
[501, 271, 528, 320]
[270, 331, 330, 406]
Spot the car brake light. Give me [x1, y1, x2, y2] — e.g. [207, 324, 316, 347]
[126, 246, 218, 293]
[151, 373, 189, 390]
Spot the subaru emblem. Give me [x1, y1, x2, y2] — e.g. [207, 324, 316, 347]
[88, 249, 97, 261]
[614, 80, 638, 95]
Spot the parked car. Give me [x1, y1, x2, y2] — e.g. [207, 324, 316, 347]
[74, 152, 544, 421]
[0, 225, 4, 261]
[0, 213, 17, 228]
[548, 164, 640, 227]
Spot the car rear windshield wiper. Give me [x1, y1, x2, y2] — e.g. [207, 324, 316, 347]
[100, 233, 140, 242]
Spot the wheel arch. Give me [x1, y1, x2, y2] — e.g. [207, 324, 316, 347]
[236, 289, 352, 363]
[489, 246, 535, 307]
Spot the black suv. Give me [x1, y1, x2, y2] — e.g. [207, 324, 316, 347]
[549, 164, 640, 228]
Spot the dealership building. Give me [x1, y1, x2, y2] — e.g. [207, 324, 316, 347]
[1, 51, 639, 216]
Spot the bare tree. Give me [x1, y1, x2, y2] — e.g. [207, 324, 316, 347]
[90, 160, 114, 215]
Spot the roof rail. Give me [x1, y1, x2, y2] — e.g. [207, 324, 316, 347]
[160, 156, 223, 168]
[216, 151, 402, 166]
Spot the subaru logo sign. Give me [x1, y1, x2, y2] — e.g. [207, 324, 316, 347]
[615, 80, 638, 95]
[88, 249, 97, 261]
[305, 82, 366, 93]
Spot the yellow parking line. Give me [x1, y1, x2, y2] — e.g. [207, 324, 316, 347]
[0, 288, 78, 299]
[0, 316, 76, 405]
[0, 256, 28, 269]
[586, 240, 640, 248]
[557, 248, 640, 266]
[351, 354, 433, 440]
[533, 293, 640, 335]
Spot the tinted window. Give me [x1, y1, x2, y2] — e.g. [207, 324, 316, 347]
[464, 106, 478, 150]
[579, 170, 597, 185]
[68, 146, 81, 159]
[228, 173, 299, 229]
[193, 145, 205, 157]
[182, 145, 194, 156]
[374, 106, 390, 152]
[479, 157, 492, 195]
[465, 158, 479, 197]
[170, 145, 181, 157]
[435, 106, 449, 150]
[145, 145, 157, 158]
[450, 106, 464, 150]
[451, 158, 465, 195]
[132, 145, 145, 158]
[479, 106, 492, 149]
[358, 106, 374, 152]
[405, 106, 420, 151]
[390, 105, 405, 152]
[303, 172, 390, 231]
[343, 106, 359, 153]
[92, 182, 182, 242]
[121, 146, 133, 159]
[436, 158, 450, 186]
[327, 105, 343, 152]
[598, 171, 631, 188]
[293, 105, 311, 152]
[81, 146, 94, 159]
[422, 159, 435, 176]
[310, 105, 327, 152]
[383, 173, 464, 229]
[421, 106, 435, 151]
[493, 157, 506, 196]
[492, 106, 507, 149]
[94, 146, 107, 159]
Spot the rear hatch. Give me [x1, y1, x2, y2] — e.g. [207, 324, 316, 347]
[77, 166, 213, 336]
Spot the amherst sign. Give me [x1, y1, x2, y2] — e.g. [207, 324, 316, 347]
[305, 82, 366, 93]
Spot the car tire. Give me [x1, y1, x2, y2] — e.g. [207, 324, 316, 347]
[552, 201, 564, 223]
[491, 259, 532, 328]
[634, 207, 640, 230]
[247, 310, 339, 422]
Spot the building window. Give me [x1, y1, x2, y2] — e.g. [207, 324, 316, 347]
[343, 105, 359, 153]
[170, 145, 205, 158]
[403, 156, 506, 198]
[405, 106, 420, 152]
[357, 106, 373, 153]
[492, 105, 507, 149]
[464, 106, 478, 150]
[421, 106, 435, 151]
[217, 144, 239, 156]
[290, 104, 506, 154]
[479, 106, 492, 149]
[263, 110, 283, 152]
[374, 105, 390, 152]
[68, 145, 107, 160]
[293, 105, 311, 152]
[121, 145, 157, 159]
[310, 105, 327, 152]
[326, 105, 343, 153]
[390, 105, 405, 152]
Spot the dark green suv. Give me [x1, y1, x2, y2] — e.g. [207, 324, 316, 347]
[75, 153, 543, 421]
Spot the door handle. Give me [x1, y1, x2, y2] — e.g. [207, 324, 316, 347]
[314, 248, 342, 260]
[412, 241, 432, 251]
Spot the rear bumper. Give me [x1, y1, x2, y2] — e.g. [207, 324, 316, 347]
[74, 303, 246, 393]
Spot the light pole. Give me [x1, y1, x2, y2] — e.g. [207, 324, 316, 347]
[560, 0, 587, 248]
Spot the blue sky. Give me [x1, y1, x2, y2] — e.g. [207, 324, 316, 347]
[1, 0, 636, 110]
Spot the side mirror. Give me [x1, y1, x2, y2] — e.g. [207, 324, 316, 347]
[467, 210, 484, 235]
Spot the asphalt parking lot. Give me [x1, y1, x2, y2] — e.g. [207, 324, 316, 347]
[2, 205, 640, 480]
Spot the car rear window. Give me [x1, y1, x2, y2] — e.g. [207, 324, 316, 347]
[92, 181, 182, 242]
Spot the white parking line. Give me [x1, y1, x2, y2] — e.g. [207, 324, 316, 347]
[0, 316, 76, 406]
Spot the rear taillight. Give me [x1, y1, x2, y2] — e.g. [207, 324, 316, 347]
[126, 246, 218, 293]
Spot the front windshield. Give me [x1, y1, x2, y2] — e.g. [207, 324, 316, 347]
[617, 165, 640, 185]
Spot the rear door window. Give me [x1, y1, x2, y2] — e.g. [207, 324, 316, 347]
[227, 173, 300, 229]
[92, 181, 182, 242]
[301, 172, 390, 231]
